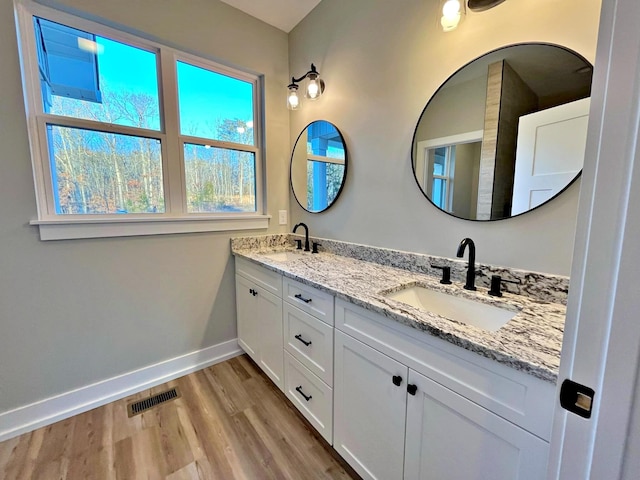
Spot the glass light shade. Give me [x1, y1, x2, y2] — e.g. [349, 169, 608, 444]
[440, 0, 464, 31]
[287, 86, 301, 110]
[305, 73, 323, 100]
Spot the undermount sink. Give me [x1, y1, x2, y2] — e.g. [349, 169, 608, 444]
[384, 285, 518, 332]
[261, 251, 301, 262]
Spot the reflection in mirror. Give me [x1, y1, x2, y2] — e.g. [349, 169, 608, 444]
[291, 120, 347, 213]
[412, 43, 593, 221]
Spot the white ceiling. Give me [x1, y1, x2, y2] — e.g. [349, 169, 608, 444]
[219, 0, 322, 33]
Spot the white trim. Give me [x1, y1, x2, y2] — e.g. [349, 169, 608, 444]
[0, 339, 243, 442]
[307, 154, 345, 165]
[31, 214, 270, 240]
[418, 130, 484, 149]
[14, 0, 266, 236]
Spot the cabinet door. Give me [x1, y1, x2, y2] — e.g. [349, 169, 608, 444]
[256, 287, 284, 390]
[404, 369, 549, 480]
[334, 330, 408, 480]
[236, 275, 259, 361]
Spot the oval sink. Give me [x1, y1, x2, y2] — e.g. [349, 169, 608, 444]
[384, 285, 518, 332]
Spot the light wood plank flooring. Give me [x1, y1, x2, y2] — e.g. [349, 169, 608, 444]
[0, 355, 360, 479]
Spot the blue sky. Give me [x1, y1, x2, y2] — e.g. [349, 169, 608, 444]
[94, 36, 254, 141]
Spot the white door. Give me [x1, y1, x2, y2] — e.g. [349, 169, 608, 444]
[512, 97, 590, 215]
[236, 275, 259, 361]
[404, 369, 549, 480]
[255, 287, 284, 390]
[549, 0, 640, 478]
[333, 330, 408, 480]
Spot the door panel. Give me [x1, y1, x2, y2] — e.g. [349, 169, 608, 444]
[333, 330, 407, 480]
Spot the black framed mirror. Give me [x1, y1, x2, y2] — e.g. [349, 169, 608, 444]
[411, 43, 593, 221]
[291, 120, 348, 213]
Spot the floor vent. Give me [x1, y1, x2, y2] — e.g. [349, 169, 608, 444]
[127, 387, 181, 417]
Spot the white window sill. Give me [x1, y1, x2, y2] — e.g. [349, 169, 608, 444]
[30, 215, 271, 241]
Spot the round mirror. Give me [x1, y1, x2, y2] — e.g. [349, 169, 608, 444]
[291, 120, 348, 213]
[412, 43, 593, 221]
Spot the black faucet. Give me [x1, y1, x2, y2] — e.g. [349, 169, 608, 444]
[456, 237, 476, 291]
[293, 222, 310, 252]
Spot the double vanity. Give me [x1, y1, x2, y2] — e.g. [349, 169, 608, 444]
[232, 233, 566, 480]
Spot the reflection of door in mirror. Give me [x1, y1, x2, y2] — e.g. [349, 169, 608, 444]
[512, 97, 590, 215]
[416, 131, 482, 218]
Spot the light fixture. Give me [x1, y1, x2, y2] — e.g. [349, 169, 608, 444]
[467, 0, 506, 12]
[439, 0, 507, 32]
[287, 63, 325, 110]
[440, 0, 465, 32]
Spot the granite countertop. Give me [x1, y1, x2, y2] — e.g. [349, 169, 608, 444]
[232, 245, 565, 384]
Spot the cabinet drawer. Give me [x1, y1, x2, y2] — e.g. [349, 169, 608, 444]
[284, 303, 334, 386]
[335, 299, 555, 441]
[284, 352, 333, 444]
[283, 277, 334, 325]
[235, 257, 282, 297]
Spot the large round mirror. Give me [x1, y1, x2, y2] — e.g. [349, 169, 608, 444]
[291, 120, 348, 213]
[412, 43, 593, 221]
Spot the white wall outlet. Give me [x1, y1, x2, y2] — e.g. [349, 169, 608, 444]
[278, 210, 288, 225]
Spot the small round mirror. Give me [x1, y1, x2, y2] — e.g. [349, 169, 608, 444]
[290, 120, 348, 213]
[412, 43, 592, 221]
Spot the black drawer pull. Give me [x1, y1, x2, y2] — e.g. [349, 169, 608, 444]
[294, 334, 312, 347]
[295, 386, 312, 402]
[392, 375, 402, 386]
[407, 384, 418, 396]
[294, 293, 312, 303]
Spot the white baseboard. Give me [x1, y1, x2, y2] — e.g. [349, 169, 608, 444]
[0, 339, 243, 442]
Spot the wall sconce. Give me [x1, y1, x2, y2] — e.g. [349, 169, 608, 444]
[287, 63, 325, 110]
[440, 0, 465, 32]
[440, 0, 506, 32]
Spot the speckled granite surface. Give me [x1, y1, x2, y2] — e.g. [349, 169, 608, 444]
[231, 235, 566, 383]
[232, 234, 570, 305]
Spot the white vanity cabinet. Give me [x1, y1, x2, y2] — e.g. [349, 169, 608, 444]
[333, 298, 554, 480]
[404, 368, 549, 480]
[235, 258, 284, 390]
[334, 329, 408, 480]
[234, 255, 556, 480]
[282, 277, 335, 443]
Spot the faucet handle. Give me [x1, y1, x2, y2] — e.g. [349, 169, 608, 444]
[295, 239, 302, 250]
[488, 275, 519, 297]
[312, 242, 322, 254]
[431, 264, 452, 285]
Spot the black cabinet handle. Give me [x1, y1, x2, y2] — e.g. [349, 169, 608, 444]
[295, 386, 312, 402]
[407, 384, 418, 396]
[295, 293, 312, 303]
[392, 375, 403, 386]
[249, 288, 257, 296]
[294, 334, 312, 347]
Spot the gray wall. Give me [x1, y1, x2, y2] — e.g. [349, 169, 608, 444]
[0, 0, 289, 414]
[288, 0, 602, 275]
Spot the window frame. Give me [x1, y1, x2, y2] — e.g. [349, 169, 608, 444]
[15, 1, 268, 240]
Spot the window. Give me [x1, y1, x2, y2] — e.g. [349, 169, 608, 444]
[16, 2, 266, 239]
[428, 145, 455, 210]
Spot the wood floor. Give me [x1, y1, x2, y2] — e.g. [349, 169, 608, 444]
[0, 355, 360, 479]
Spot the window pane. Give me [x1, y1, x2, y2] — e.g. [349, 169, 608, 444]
[47, 125, 164, 214]
[184, 143, 256, 213]
[35, 17, 161, 130]
[177, 61, 254, 145]
[306, 161, 345, 211]
[432, 178, 446, 209]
